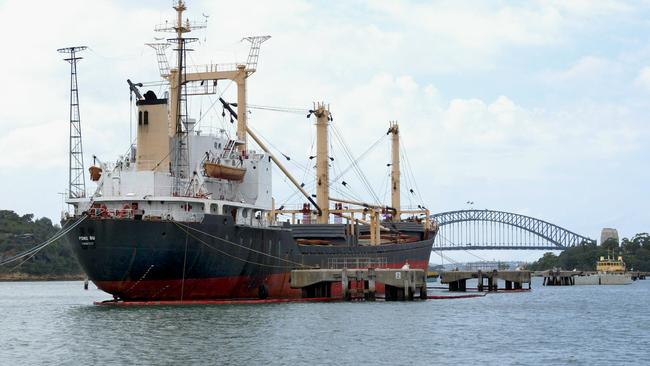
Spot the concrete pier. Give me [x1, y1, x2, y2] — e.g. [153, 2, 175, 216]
[291, 268, 427, 301]
[539, 270, 577, 286]
[440, 270, 531, 292]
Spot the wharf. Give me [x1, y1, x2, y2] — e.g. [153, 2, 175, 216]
[537, 270, 579, 286]
[440, 270, 531, 292]
[291, 268, 427, 301]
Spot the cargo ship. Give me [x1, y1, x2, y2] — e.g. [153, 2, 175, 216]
[61, 1, 437, 301]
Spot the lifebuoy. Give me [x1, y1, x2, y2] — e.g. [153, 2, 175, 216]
[117, 204, 130, 218]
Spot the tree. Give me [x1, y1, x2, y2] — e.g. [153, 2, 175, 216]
[601, 237, 619, 252]
[633, 233, 650, 249]
[622, 237, 640, 254]
[0, 210, 81, 277]
[529, 233, 650, 271]
[528, 252, 559, 271]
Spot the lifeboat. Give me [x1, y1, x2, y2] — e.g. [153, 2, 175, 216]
[204, 161, 246, 181]
[89, 166, 103, 181]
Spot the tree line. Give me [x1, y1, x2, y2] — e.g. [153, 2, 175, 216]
[527, 233, 650, 271]
[0, 210, 82, 277]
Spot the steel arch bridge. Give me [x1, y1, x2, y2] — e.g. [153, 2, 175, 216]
[430, 209, 595, 251]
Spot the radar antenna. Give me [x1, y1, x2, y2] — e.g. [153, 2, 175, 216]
[57, 46, 87, 199]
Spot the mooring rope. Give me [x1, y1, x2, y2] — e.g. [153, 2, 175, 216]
[173, 222, 315, 269]
[0, 215, 88, 267]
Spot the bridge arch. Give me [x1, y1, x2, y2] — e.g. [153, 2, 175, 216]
[430, 209, 595, 250]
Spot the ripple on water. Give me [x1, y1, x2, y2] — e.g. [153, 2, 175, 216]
[1, 279, 650, 365]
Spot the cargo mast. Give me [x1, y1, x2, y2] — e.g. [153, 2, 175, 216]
[314, 103, 331, 224]
[389, 121, 400, 220]
[58, 46, 87, 199]
[237, 36, 270, 153]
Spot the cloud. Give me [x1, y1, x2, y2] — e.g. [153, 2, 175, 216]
[253, 70, 648, 213]
[636, 66, 650, 91]
[1, 0, 649, 244]
[544, 0, 633, 16]
[0, 121, 68, 169]
[541, 56, 619, 83]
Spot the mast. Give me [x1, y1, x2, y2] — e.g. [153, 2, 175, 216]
[389, 121, 400, 220]
[314, 103, 331, 224]
[235, 65, 247, 152]
[155, 0, 200, 196]
[236, 36, 270, 153]
[172, 1, 187, 196]
[58, 46, 87, 199]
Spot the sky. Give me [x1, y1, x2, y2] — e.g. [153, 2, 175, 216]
[1, 0, 649, 263]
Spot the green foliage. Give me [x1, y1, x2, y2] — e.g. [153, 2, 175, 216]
[528, 233, 650, 271]
[0, 210, 82, 277]
[601, 237, 620, 251]
[532, 252, 559, 270]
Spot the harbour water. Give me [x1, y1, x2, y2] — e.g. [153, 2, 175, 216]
[1, 278, 649, 365]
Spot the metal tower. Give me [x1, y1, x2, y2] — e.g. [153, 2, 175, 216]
[58, 46, 87, 199]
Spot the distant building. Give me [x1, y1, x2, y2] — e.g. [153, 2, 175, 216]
[600, 228, 619, 245]
[462, 261, 500, 271]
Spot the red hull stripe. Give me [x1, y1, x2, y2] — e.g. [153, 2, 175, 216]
[94, 297, 336, 306]
[93, 260, 429, 301]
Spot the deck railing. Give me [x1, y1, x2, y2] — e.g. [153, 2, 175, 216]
[327, 257, 388, 269]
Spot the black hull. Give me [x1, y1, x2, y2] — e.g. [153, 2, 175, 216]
[63, 215, 434, 300]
